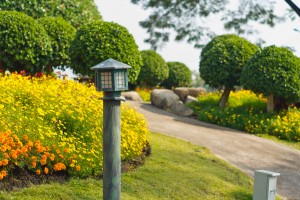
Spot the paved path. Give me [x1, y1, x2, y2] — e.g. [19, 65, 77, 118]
[128, 101, 300, 200]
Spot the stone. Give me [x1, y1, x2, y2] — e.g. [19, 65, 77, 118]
[173, 87, 189, 102]
[150, 89, 179, 109]
[188, 87, 206, 98]
[170, 101, 194, 117]
[185, 95, 198, 104]
[122, 91, 143, 102]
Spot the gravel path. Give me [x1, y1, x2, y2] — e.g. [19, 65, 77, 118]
[128, 101, 300, 200]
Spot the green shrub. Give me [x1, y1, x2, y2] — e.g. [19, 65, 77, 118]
[137, 50, 169, 87]
[0, 0, 102, 28]
[161, 62, 192, 89]
[200, 34, 258, 108]
[0, 74, 149, 177]
[70, 21, 143, 83]
[241, 45, 300, 107]
[39, 17, 76, 73]
[0, 11, 52, 74]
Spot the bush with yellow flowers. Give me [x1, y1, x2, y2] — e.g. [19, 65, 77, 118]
[0, 74, 149, 179]
[188, 90, 300, 142]
[135, 87, 152, 102]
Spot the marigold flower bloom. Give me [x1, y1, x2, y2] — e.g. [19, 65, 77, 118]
[75, 166, 81, 171]
[36, 169, 41, 175]
[1, 170, 7, 177]
[44, 167, 49, 174]
[2, 159, 8, 166]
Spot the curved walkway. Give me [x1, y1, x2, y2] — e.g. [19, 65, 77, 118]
[129, 101, 300, 200]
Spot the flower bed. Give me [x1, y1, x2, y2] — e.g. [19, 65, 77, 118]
[0, 74, 149, 180]
[188, 90, 300, 142]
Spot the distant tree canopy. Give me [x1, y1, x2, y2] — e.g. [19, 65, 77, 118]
[200, 34, 258, 108]
[137, 50, 169, 87]
[241, 45, 300, 111]
[0, 11, 52, 74]
[161, 62, 192, 89]
[0, 0, 102, 28]
[70, 21, 143, 83]
[131, 0, 300, 49]
[39, 17, 76, 73]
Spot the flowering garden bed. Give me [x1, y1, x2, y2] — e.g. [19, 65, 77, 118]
[0, 74, 149, 188]
[188, 90, 300, 142]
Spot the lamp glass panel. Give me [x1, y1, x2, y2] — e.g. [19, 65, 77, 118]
[101, 72, 112, 89]
[116, 71, 126, 89]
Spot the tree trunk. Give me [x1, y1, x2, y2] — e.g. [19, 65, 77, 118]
[267, 94, 274, 113]
[219, 87, 231, 108]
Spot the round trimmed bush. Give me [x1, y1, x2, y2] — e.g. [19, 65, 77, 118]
[0, 11, 52, 74]
[137, 50, 169, 87]
[70, 21, 143, 83]
[0, 0, 102, 28]
[241, 45, 300, 103]
[39, 17, 76, 73]
[200, 34, 258, 107]
[162, 62, 192, 89]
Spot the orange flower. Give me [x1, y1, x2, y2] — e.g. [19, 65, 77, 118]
[0, 145, 7, 152]
[2, 159, 8, 166]
[56, 149, 60, 154]
[32, 161, 36, 168]
[0, 161, 2, 166]
[75, 166, 81, 171]
[59, 154, 64, 159]
[36, 169, 41, 175]
[63, 148, 69, 153]
[31, 156, 37, 161]
[1, 170, 7, 177]
[50, 154, 55, 161]
[40, 159, 47, 166]
[44, 167, 49, 174]
[54, 162, 66, 171]
[22, 135, 28, 141]
[4, 153, 9, 158]
[0, 173, 3, 180]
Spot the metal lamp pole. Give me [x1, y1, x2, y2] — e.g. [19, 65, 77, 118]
[91, 59, 131, 200]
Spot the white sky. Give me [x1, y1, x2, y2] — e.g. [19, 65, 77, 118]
[95, 0, 300, 71]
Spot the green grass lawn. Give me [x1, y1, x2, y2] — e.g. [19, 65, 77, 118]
[0, 133, 254, 200]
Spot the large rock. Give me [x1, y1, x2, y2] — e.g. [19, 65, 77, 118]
[122, 91, 143, 102]
[170, 101, 194, 117]
[173, 87, 189, 102]
[151, 89, 179, 109]
[185, 95, 198, 104]
[188, 88, 206, 98]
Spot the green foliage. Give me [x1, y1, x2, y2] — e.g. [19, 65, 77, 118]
[241, 45, 300, 102]
[137, 50, 169, 87]
[188, 90, 300, 142]
[38, 17, 76, 71]
[161, 62, 192, 89]
[200, 34, 259, 89]
[70, 21, 143, 83]
[0, 11, 52, 74]
[0, 0, 102, 28]
[131, 0, 289, 49]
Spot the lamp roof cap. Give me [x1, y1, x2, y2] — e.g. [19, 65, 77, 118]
[91, 58, 131, 70]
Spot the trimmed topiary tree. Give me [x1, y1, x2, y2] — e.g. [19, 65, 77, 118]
[0, 0, 102, 28]
[161, 61, 192, 89]
[200, 34, 258, 108]
[69, 21, 143, 83]
[241, 45, 300, 112]
[137, 50, 169, 87]
[39, 17, 76, 74]
[0, 11, 52, 74]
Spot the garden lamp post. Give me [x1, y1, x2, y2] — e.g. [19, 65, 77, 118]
[91, 58, 131, 200]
